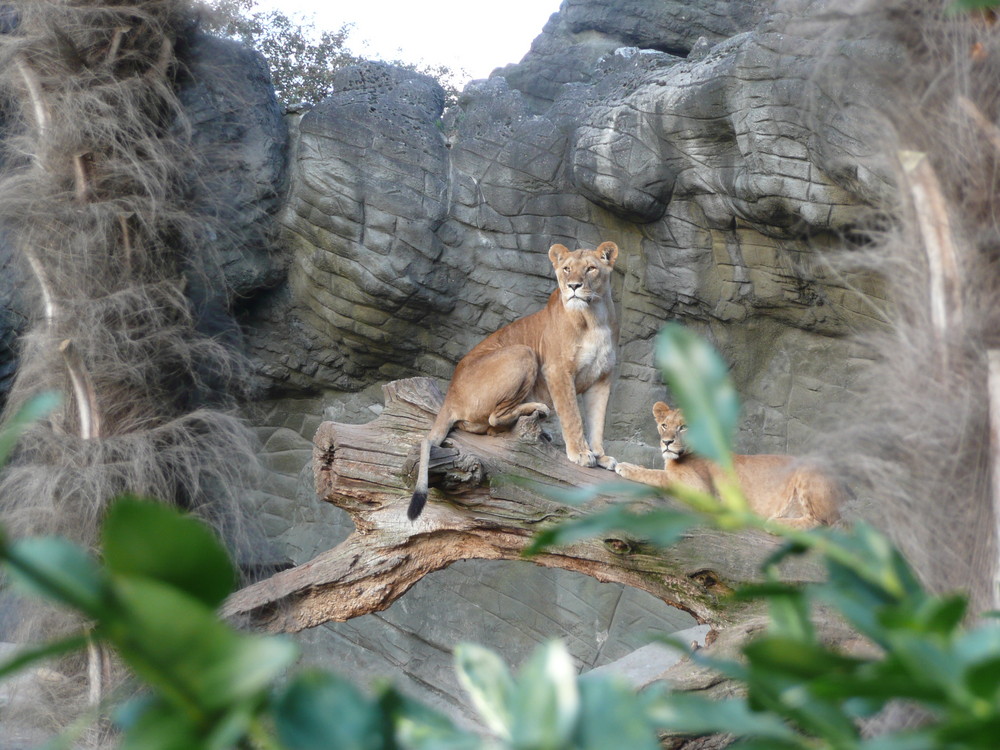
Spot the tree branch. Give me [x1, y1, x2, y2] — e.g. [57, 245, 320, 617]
[223, 378, 824, 633]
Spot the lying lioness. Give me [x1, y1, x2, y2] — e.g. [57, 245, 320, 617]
[615, 401, 841, 528]
[409, 241, 620, 520]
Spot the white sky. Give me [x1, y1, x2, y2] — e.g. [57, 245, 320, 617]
[248, 0, 563, 84]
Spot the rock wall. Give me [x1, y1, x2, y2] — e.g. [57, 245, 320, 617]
[0, 0, 895, 726]
[234, 0, 894, 720]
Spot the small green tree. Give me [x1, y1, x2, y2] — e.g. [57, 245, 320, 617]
[200, 0, 463, 107]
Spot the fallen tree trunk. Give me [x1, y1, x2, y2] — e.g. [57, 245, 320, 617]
[223, 377, 824, 632]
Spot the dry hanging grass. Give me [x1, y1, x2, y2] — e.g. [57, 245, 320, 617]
[786, 0, 1000, 614]
[0, 0, 261, 736]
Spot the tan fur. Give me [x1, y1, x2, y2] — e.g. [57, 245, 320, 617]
[615, 401, 841, 529]
[409, 241, 620, 519]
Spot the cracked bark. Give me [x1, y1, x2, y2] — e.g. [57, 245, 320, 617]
[223, 377, 825, 633]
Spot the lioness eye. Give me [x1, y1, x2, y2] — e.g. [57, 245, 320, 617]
[587, 266, 597, 273]
[679, 425, 687, 432]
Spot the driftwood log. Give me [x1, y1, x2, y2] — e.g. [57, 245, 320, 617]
[223, 377, 825, 633]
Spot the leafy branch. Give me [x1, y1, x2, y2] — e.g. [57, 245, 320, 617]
[527, 324, 1000, 749]
[4, 326, 1000, 749]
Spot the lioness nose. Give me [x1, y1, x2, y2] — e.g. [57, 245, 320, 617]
[568, 282, 582, 290]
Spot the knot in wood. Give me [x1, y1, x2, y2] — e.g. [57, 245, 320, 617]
[438, 452, 486, 494]
[514, 411, 551, 443]
[689, 569, 733, 596]
[603, 538, 634, 556]
[403, 441, 486, 495]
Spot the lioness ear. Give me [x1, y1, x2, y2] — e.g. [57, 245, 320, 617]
[595, 241, 618, 267]
[548, 243, 569, 266]
[652, 401, 671, 419]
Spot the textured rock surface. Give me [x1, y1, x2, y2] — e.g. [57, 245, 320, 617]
[245, 0, 891, 459]
[0, 0, 895, 728]
[231, 0, 895, 721]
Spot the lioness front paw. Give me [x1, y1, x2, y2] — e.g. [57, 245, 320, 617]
[567, 449, 598, 468]
[596, 454, 617, 470]
[614, 462, 641, 479]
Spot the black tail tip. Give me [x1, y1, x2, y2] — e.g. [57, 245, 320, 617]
[407, 491, 427, 521]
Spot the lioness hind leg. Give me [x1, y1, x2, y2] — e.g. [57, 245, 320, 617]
[767, 468, 840, 529]
[454, 420, 490, 434]
[450, 345, 542, 434]
[766, 514, 820, 530]
[489, 401, 549, 430]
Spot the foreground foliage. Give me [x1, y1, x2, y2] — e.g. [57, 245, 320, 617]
[1, 325, 1000, 749]
[0, 497, 661, 748]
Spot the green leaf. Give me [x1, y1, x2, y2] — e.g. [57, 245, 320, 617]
[273, 670, 386, 750]
[0, 391, 60, 466]
[526, 506, 697, 555]
[743, 637, 863, 680]
[730, 581, 802, 601]
[809, 660, 943, 704]
[646, 693, 798, 740]
[858, 731, 941, 750]
[383, 688, 482, 750]
[727, 740, 808, 750]
[767, 588, 814, 642]
[965, 659, 1000, 701]
[204, 700, 260, 750]
[110, 577, 297, 714]
[954, 622, 1000, 667]
[117, 693, 257, 750]
[918, 594, 967, 635]
[760, 538, 813, 570]
[5, 537, 109, 616]
[824, 523, 925, 604]
[510, 640, 579, 750]
[742, 675, 858, 743]
[573, 676, 661, 750]
[881, 633, 962, 701]
[453, 643, 516, 739]
[934, 712, 1000, 747]
[102, 498, 236, 608]
[116, 696, 206, 750]
[655, 323, 739, 467]
[946, 0, 1000, 15]
[505, 476, 666, 506]
[0, 634, 90, 681]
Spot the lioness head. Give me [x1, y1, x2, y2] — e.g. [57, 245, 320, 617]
[548, 241, 618, 311]
[652, 401, 687, 460]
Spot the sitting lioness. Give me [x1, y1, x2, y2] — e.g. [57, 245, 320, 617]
[615, 401, 841, 528]
[408, 241, 620, 520]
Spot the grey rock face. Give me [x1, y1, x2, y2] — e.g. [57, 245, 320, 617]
[268, 63, 455, 389]
[236, 0, 895, 722]
[495, 0, 766, 111]
[0, 28, 289, 407]
[254, 0, 889, 460]
[178, 32, 289, 299]
[0, 0, 896, 729]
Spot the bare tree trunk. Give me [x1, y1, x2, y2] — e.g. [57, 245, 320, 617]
[223, 377, 825, 632]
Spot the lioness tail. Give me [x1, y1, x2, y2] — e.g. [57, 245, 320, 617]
[407, 438, 432, 520]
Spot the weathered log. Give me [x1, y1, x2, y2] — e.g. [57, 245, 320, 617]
[223, 377, 824, 632]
